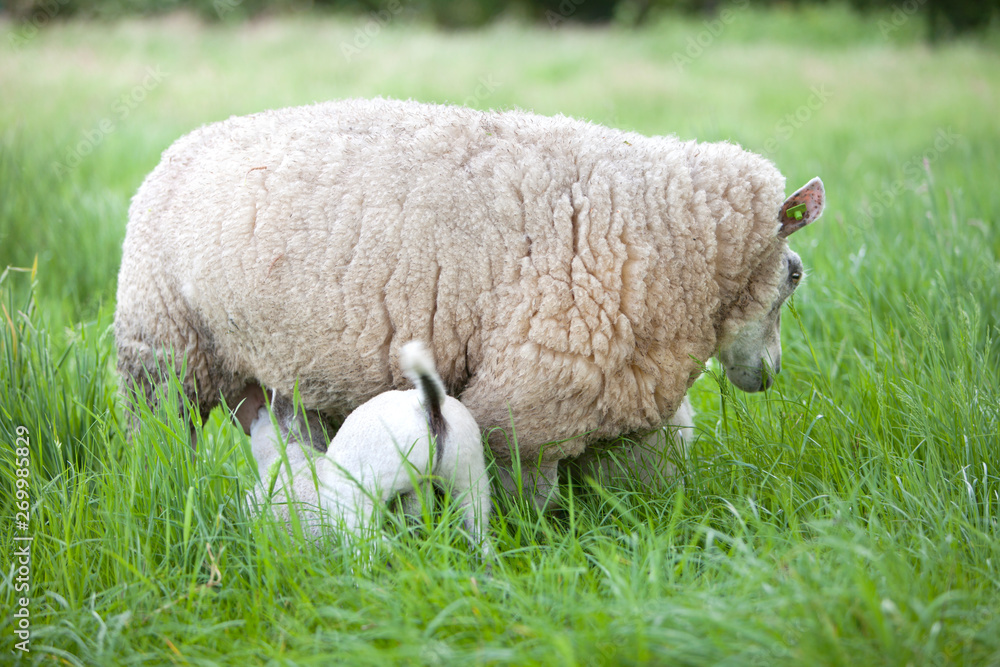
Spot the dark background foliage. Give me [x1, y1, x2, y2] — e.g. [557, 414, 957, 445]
[3, 0, 999, 35]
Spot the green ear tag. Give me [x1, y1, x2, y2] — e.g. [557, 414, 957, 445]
[786, 203, 807, 221]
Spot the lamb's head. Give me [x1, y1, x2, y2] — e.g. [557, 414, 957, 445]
[717, 177, 825, 392]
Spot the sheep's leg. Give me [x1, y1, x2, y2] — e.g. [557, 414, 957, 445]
[298, 409, 332, 453]
[567, 396, 694, 489]
[118, 350, 203, 443]
[532, 461, 560, 509]
[496, 460, 559, 511]
[631, 395, 694, 486]
[229, 383, 267, 434]
[117, 334, 237, 447]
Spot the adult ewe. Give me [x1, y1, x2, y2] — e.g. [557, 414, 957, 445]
[115, 98, 825, 503]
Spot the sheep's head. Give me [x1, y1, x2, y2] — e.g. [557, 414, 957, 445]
[718, 177, 825, 392]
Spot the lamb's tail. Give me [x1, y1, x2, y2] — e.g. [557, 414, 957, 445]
[400, 342, 448, 459]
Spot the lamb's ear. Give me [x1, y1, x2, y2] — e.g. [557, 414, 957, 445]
[778, 177, 825, 237]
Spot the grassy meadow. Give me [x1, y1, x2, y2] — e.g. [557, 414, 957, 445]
[1, 5, 999, 664]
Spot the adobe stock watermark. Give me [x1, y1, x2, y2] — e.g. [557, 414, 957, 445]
[213, 0, 243, 19]
[458, 74, 503, 109]
[857, 127, 960, 225]
[11, 426, 32, 653]
[546, 0, 585, 28]
[878, 0, 928, 38]
[6, 0, 72, 50]
[50, 66, 168, 179]
[673, 0, 749, 71]
[340, 0, 411, 63]
[760, 84, 833, 157]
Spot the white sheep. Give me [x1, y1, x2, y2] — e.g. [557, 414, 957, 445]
[115, 98, 825, 506]
[248, 342, 491, 556]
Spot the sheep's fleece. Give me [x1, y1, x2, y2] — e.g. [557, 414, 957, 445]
[115, 98, 821, 482]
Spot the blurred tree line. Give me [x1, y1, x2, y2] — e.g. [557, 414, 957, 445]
[3, 0, 998, 36]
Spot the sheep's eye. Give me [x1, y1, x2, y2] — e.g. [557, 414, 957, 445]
[790, 271, 802, 284]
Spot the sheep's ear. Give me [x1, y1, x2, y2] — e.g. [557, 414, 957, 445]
[778, 177, 825, 237]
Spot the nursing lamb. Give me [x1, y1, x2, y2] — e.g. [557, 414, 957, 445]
[248, 341, 490, 556]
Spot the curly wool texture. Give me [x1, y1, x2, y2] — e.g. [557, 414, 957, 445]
[115, 98, 788, 464]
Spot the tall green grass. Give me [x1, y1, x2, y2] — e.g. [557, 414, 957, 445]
[1, 7, 999, 664]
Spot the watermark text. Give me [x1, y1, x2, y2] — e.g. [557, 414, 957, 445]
[857, 127, 960, 224]
[50, 66, 168, 179]
[673, 0, 749, 71]
[11, 425, 32, 653]
[340, 0, 410, 62]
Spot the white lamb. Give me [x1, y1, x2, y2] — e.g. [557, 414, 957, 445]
[115, 98, 825, 506]
[247, 342, 491, 556]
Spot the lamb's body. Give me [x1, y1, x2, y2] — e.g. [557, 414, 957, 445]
[116, 98, 796, 478]
[249, 342, 490, 554]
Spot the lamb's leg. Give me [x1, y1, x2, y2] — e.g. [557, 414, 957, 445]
[334, 485, 385, 570]
[445, 457, 494, 559]
[399, 479, 433, 520]
[399, 491, 421, 519]
[283, 453, 329, 538]
[466, 484, 495, 562]
[318, 472, 381, 541]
